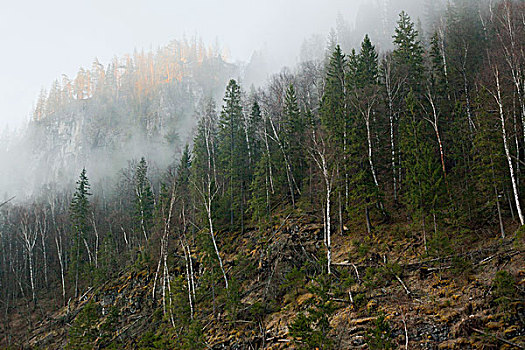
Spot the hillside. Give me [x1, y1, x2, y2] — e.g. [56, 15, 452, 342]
[18, 212, 525, 349]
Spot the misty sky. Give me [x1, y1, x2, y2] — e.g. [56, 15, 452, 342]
[0, 0, 363, 130]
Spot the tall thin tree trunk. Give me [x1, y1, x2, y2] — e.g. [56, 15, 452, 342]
[181, 239, 194, 319]
[312, 136, 332, 275]
[28, 252, 35, 307]
[37, 212, 48, 287]
[365, 206, 372, 235]
[433, 211, 438, 236]
[207, 194, 228, 289]
[513, 100, 520, 184]
[507, 190, 516, 222]
[490, 156, 505, 239]
[495, 189, 505, 239]
[427, 93, 447, 177]
[494, 66, 525, 225]
[390, 111, 398, 201]
[338, 191, 343, 236]
[366, 115, 380, 189]
[269, 115, 301, 199]
[344, 129, 349, 205]
[326, 179, 332, 275]
[422, 214, 428, 254]
[74, 230, 81, 299]
[264, 124, 275, 194]
[462, 61, 475, 132]
[92, 213, 99, 268]
[55, 235, 66, 306]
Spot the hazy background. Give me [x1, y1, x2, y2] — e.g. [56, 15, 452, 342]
[0, 0, 365, 130]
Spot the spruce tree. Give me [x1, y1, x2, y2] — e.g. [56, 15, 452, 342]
[357, 35, 379, 87]
[429, 32, 448, 96]
[134, 157, 154, 243]
[400, 93, 445, 253]
[320, 45, 348, 230]
[393, 11, 425, 93]
[320, 45, 347, 147]
[347, 35, 384, 233]
[246, 99, 263, 168]
[70, 168, 92, 298]
[472, 108, 507, 237]
[249, 100, 273, 224]
[282, 84, 307, 197]
[217, 79, 248, 230]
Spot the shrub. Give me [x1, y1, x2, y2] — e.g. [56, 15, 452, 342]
[289, 274, 335, 349]
[493, 270, 516, 309]
[365, 314, 394, 350]
[66, 300, 100, 349]
[281, 267, 306, 297]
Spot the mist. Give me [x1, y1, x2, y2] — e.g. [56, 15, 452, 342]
[0, 0, 366, 128]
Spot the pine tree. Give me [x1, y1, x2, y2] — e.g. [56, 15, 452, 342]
[134, 157, 154, 243]
[320, 45, 348, 234]
[217, 79, 248, 231]
[357, 35, 379, 87]
[246, 99, 263, 168]
[70, 168, 92, 298]
[445, 0, 486, 133]
[393, 11, 425, 93]
[249, 100, 273, 224]
[320, 45, 347, 147]
[347, 35, 384, 233]
[282, 84, 307, 198]
[472, 107, 507, 237]
[400, 93, 445, 253]
[177, 146, 192, 192]
[429, 32, 447, 96]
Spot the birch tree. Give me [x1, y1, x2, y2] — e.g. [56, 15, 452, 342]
[381, 54, 405, 201]
[193, 100, 229, 289]
[18, 209, 38, 306]
[491, 1, 525, 156]
[309, 132, 335, 275]
[487, 64, 524, 225]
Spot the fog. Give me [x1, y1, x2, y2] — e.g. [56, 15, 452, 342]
[0, 0, 436, 201]
[0, 0, 368, 129]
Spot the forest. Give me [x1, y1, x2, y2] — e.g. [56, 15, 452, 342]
[0, 0, 524, 348]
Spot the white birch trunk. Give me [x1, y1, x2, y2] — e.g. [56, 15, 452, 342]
[310, 134, 333, 275]
[55, 234, 66, 305]
[201, 113, 229, 289]
[20, 213, 38, 305]
[37, 210, 48, 286]
[181, 239, 194, 319]
[206, 194, 229, 289]
[493, 66, 524, 225]
[365, 111, 380, 189]
[263, 120, 275, 194]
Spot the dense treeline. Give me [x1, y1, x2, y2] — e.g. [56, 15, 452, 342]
[1, 0, 524, 347]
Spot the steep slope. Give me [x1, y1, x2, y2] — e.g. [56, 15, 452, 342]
[22, 212, 524, 349]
